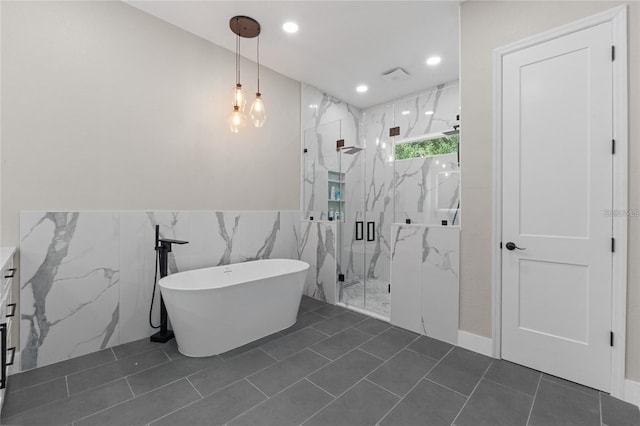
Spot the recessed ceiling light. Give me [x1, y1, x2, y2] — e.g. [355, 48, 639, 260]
[401, 110, 411, 115]
[282, 22, 299, 33]
[426, 56, 442, 66]
[424, 110, 434, 115]
[356, 85, 368, 93]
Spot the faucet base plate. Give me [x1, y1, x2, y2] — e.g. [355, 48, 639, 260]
[150, 329, 175, 343]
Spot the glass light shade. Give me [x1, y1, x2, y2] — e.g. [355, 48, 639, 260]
[250, 93, 266, 128]
[233, 84, 247, 112]
[228, 105, 246, 133]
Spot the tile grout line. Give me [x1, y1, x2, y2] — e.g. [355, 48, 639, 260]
[424, 378, 469, 399]
[124, 376, 136, 397]
[363, 377, 403, 399]
[186, 376, 204, 399]
[67, 357, 173, 398]
[525, 373, 543, 426]
[375, 345, 456, 426]
[244, 377, 271, 400]
[449, 360, 494, 426]
[483, 376, 539, 399]
[8, 353, 121, 395]
[72, 388, 138, 424]
[74, 375, 197, 423]
[542, 375, 600, 398]
[224, 338, 377, 426]
[599, 389, 603, 426]
[306, 347, 334, 362]
[24, 346, 170, 399]
[224, 377, 329, 425]
[3, 377, 138, 425]
[152, 373, 275, 426]
[300, 376, 374, 425]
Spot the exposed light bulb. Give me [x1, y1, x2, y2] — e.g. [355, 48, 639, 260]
[228, 105, 246, 133]
[426, 56, 442, 66]
[424, 110, 434, 115]
[250, 93, 267, 127]
[356, 85, 368, 93]
[233, 84, 247, 111]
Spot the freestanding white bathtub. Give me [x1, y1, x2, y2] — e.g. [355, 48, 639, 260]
[159, 259, 310, 357]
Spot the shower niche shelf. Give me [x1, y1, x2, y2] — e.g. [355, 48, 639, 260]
[328, 170, 345, 221]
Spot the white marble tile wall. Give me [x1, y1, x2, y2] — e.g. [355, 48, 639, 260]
[394, 152, 460, 225]
[298, 221, 337, 304]
[19, 210, 299, 370]
[302, 83, 362, 222]
[390, 224, 459, 345]
[392, 81, 460, 139]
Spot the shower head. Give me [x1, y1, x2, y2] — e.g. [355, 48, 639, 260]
[442, 124, 460, 137]
[340, 146, 363, 154]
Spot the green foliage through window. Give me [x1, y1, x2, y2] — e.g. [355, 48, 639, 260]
[395, 135, 459, 160]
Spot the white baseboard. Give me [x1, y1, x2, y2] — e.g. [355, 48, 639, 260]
[457, 330, 494, 357]
[625, 379, 640, 407]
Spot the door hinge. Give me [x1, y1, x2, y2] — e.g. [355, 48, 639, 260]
[389, 126, 400, 137]
[611, 238, 615, 253]
[338, 273, 345, 282]
[610, 331, 614, 347]
[336, 139, 345, 151]
[388, 284, 391, 293]
[499, 242, 503, 249]
[611, 45, 615, 61]
[612, 139, 616, 154]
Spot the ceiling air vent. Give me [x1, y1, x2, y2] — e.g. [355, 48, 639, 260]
[381, 67, 411, 82]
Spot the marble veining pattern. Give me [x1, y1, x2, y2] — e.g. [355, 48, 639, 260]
[20, 212, 120, 370]
[390, 224, 459, 345]
[298, 221, 337, 304]
[20, 210, 299, 370]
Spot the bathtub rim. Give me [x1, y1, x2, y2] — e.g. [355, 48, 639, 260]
[159, 258, 310, 291]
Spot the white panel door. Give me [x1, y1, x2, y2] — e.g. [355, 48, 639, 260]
[501, 22, 613, 391]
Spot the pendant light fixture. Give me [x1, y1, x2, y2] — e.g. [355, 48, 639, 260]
[228, 16, 264, 133]
[250, 34, 266, 127]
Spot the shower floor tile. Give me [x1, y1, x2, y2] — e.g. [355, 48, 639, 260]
[2, 296, 636, 426]
[341, 278, 391, 318]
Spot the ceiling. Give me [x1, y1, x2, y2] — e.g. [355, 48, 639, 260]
[126, 1, 460, 109]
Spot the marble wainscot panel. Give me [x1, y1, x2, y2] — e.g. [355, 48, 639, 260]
[298, 221, 337, 304]
[119, 211, 190, 346]
[20, 212, 120, 370]
[20, 210, 300, 370]
[390, 224, 459, 345]
[119, 210, 300, 345]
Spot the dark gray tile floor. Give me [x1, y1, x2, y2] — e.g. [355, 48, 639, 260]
[2, 296, 638, 426]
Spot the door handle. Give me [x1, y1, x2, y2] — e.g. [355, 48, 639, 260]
[505, 242, 525, 251]
[6, 303, 16, 318]
[0, 323, 6, 389]
[367, 222, 375, 242]
[355, 221, 363, 241]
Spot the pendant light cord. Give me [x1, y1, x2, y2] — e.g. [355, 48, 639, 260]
[257, 35, 260, 94]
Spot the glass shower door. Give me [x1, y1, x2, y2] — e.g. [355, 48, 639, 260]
[337, 136, 366, 312]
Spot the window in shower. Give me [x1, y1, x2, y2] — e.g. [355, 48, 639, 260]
[394, 134, 459, 160]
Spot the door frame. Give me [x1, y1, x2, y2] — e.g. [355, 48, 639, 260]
[491, 5, 628, 398]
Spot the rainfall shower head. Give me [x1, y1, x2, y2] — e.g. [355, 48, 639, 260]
[340, 146, 363, 154]
[442, 125, 459, 136]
